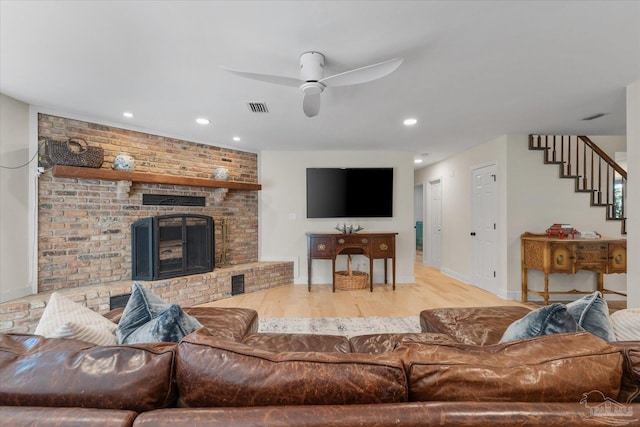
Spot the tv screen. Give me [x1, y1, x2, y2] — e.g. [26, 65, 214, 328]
[306, 168, 393, 218]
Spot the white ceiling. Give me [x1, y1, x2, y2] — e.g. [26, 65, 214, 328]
[1, 1, 639, 166]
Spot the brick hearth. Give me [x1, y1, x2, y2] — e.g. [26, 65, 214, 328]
[0, 262, 292, 333]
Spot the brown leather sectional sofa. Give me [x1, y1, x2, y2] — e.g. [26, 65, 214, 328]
[1, 306, 639, 427]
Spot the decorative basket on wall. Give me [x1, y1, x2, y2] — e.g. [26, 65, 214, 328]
[335, 255, 368, 290]
[44, 138, 104, 168]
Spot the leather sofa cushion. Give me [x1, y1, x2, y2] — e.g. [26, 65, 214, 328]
[104, 306, 258, 342]
[612, 341, 640, 403]
[242, 332, 350, 353]
[176, 328, 408, 407]
[420, 306, 532, 345]
[396, 332, 623, 402]
[349, 332, 455, 354]
[131, 402, 634, 427]
[0, 334, 177, 412]
[0, 406, 137, 427]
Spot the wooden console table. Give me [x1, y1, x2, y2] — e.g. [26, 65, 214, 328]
[521, 232, 627, 304]
[306, 232, 397, 292]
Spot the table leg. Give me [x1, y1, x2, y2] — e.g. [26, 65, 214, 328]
[383, 258, 388, 284]
[597, 273, 604, 294]
[308, 256, 312, 292]
[544, 273, 549, 305]
[392, 257, 396, 291]
[369, 258, 373, 292]
[521, 267, 528, 302]
[332, 257, 336, 292]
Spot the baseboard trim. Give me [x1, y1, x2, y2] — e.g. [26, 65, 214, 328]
[439, 267, 471, 285]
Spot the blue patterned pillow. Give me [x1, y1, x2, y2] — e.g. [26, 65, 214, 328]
[117, 282, 202, 344]
[499, 303, 583, 343]
[566, 291, 615, 341]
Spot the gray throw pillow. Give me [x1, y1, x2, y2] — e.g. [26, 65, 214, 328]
[117, 282, 202, 344]
[566, 291, 615, 341]
[499, 303, 583, 343]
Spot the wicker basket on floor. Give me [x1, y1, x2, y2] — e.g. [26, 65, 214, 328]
[335, 255, 369, 290]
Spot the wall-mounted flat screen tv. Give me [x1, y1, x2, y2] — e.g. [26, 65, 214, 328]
[306, 168, 393, 218]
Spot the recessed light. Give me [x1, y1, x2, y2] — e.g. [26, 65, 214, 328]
[196, 118, 211, 125]
[233, 136, 241, 142]
[403, 118, 417, 126]
[123, 112, 133, 118]
[414, 159, 423, 164]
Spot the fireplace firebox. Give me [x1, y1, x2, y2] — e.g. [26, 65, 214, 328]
[131, 214, 214, 280]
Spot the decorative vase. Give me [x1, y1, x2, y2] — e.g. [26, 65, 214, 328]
[113, 152, 135, 171]
[214, 167, 230, 181]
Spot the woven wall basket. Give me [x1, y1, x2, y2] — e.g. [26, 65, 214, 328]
[44, 138, 104, 168]
[335, 255, 369, 290]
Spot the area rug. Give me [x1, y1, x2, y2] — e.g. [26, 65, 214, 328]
[258, 316, 421, 338]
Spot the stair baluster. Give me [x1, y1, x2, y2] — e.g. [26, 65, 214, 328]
[528, 134, 626, 234]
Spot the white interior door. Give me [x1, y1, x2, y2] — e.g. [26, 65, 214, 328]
[425, 178, 442, 268]
[471, 163, 498, 293]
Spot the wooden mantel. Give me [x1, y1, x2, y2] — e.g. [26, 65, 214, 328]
[52, 165, 262, 191]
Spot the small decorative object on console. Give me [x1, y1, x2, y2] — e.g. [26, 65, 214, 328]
[113, 152, 136, 171]
[545, 223, 578, 239]
[580, 231, 601, 239]
[335, 223, 364, 234]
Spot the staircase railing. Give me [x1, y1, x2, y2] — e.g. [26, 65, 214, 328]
[529, 135, 627, 234]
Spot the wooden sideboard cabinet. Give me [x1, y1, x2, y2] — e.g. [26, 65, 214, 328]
[306, 232, 397, 292]
[521, 232, 627, 304]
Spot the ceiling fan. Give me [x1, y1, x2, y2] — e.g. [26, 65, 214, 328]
[220, 52, 403, 117]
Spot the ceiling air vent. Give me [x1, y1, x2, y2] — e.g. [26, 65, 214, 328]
[246, 102, 269, 113]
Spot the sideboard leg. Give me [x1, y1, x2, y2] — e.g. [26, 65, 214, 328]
[544, 273, 550, 305]
[597, 273, 604, 295]
[521, 267, 528, 302]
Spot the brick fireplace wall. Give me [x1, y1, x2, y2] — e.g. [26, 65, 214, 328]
[0, 114, 293, 333]
[37, 113, 261, 292]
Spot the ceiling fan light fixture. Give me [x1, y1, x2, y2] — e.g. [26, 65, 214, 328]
[300, 82, 325, 95]
[221, 52, 403, 118]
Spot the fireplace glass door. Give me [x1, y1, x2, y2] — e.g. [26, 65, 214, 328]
[132, 214, 214, 280]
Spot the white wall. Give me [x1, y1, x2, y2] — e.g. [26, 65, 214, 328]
[627, 80, 640, 308]
[259, 151, 415, 285]
[0, 94, 33, 302]
[415, 134, 627, 302]
[413, 185, 423, 222]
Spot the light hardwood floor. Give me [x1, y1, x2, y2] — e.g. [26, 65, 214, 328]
[199, 261, 527, 318]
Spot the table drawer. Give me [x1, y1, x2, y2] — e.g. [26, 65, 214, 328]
[336, 235, 370, 246]
[309, 237, 334, 258]
[575, 243, 608, 268]
[370, 237, 395, 258]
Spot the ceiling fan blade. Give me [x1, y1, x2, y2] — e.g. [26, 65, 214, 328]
[303, 93, 321, 117]
[319, 57, 404, 87]
[219, 66, 302, 88]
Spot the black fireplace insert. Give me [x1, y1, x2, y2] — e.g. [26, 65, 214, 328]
[131, 214, 214, 280]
